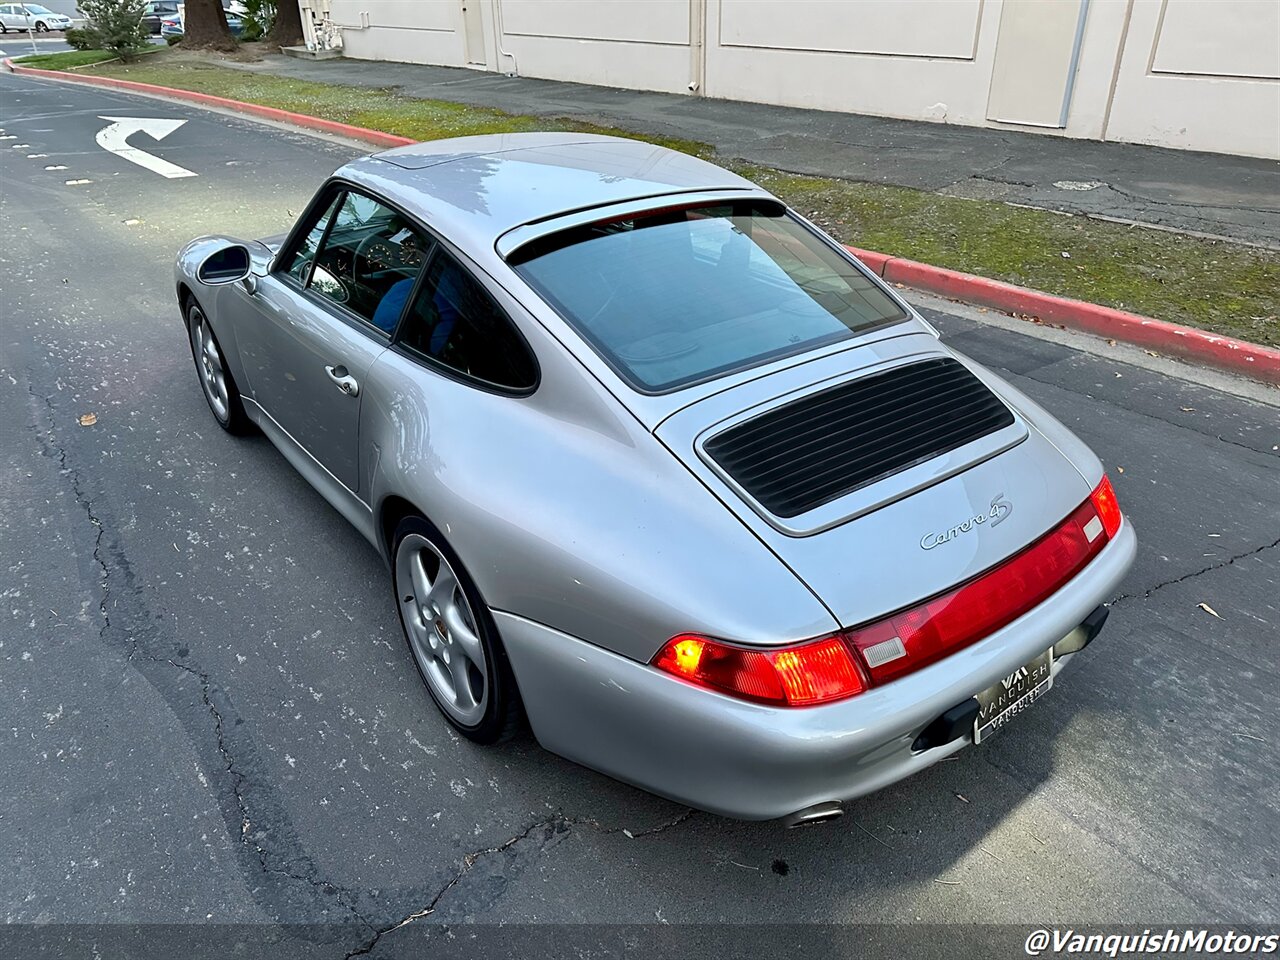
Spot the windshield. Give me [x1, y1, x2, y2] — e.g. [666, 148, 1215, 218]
[512, 201, 907, 391]
[23, 5, 55, 13]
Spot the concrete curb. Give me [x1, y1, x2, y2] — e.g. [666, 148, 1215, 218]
[3, 58, 415, 148]
[6, 57, 1277, 385]
[847, 246, 1279, 385]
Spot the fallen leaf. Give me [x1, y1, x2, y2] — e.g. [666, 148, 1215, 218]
[1197, 603, 1223, 620]
[77, 413, 97, 427]
[1106, 338, 1117, 346]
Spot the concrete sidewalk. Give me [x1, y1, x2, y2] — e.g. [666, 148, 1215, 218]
[228, 53, 1280, 249]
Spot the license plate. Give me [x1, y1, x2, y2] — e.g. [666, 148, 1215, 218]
[973, 649, 1053, 744]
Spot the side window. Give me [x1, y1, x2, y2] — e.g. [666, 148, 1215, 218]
[304, 192, 430, 335]
[399, 252, 537, 390]
[282, 191, 342, 287]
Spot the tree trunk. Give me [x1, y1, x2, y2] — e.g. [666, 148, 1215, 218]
[267, 0, 305, 48]
[182, 0, 236, 51]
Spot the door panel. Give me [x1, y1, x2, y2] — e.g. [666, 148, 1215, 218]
[232, 188, 433, 495]
[234, 277, 386, 495]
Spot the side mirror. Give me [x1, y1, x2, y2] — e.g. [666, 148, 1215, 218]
[197, 244, 252, 285]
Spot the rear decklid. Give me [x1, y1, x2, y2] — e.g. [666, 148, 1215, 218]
[655, 334, 1093, 631]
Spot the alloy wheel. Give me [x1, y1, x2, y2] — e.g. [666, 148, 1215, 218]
[190, 305, 229, 423]
[396, 533, 489, 726]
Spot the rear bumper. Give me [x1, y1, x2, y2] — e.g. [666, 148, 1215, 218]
[498, 520, 1136, 821]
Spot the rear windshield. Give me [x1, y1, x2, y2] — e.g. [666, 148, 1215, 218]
[511, 201, 907, 391]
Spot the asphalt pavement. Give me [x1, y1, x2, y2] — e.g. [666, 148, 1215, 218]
[1, 70, 1278, 956]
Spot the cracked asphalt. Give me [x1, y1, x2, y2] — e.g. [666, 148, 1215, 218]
[2, 72, 1278, 956]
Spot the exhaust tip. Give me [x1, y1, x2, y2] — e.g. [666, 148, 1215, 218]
[782, 801, 844, 828]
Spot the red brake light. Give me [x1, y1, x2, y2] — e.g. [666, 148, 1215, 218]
[655, 482, 1123, 704]
[845, 492, 1116, 685]
[1090, 474, 1123, 538]
[652, 633, 866, 706]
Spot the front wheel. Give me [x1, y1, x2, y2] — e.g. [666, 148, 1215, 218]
[34, 20, 48, 31]
[393, 517, 522, 744]
[186, 298, 251, 434]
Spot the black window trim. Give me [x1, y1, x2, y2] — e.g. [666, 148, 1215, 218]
[272, 177, 539, 395]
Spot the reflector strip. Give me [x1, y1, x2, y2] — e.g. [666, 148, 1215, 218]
[845, 478, 1122, 686]
[862, 636, 907, 668]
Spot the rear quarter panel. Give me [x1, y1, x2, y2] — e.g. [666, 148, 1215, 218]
[361, 293, 839, 664]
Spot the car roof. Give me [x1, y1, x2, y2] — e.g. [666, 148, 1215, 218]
[338, 133, 762, 255]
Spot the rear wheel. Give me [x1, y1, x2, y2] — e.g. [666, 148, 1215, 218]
[185, 298, 251, 434]
[393, 516, 521, 744]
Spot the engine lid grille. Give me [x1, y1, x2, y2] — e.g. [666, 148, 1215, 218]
[702, 357, 1015, 519]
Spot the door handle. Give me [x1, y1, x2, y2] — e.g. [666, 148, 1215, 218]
[324, 364, 360, 397]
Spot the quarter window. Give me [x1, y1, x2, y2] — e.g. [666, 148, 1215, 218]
[398, 252, 536, 390]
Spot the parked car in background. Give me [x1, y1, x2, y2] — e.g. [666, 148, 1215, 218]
[141, 0, 178, 34]
[0, 3, 72, 32]
[162, 10, 244, 39]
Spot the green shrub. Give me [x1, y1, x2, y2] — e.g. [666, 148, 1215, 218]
[63, 26, 96, 50]
[165, 33, 182, 45]
[240, 0, 275, 41]
[77, 0, 150, 62]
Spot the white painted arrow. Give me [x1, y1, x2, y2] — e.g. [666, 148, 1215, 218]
[95, 116, 197, 179]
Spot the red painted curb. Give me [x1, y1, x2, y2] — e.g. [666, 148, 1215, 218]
[3, 58, 414, 148]
[847, 247, 1280, 385]
[7, 58, 1275, 385]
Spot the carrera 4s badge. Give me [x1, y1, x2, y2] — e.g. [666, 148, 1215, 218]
[920, 494, 1013, 550]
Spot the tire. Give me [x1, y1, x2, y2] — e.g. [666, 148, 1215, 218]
[35, 20, 48, 31]
[392, 515, 522, 745]
[185, 296, 251, 435]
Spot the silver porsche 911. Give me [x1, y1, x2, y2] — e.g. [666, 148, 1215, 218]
[176, 133, 1135, 824]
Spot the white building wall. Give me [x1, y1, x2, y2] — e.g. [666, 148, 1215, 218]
[316, 0, 1280, 160]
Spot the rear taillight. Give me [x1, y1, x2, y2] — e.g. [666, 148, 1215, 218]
[653, 477, 1123, 706]
[1090, 474, 1123, 538]
[846, 478, 1121, 684]
[651, 633, 866, 706]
